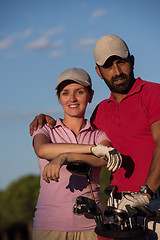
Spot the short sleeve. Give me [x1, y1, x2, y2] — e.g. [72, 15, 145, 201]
[32, 124, 51, 142]
[143, 83, 160, 125]
[94, 129, 110, 145]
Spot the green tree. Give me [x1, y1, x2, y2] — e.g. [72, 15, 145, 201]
[99, 167, 111, 210]
[0, 175, 40, 240]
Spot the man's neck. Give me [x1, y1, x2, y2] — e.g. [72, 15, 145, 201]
[112, 92, 127, 103]
[112, 77, 136, 103]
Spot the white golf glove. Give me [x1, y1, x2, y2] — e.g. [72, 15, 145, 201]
[91, 144, 122, 172]
[118, 192, 150, 211]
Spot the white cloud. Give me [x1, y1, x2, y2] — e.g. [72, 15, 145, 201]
[25, 38, 63, 51]
[91, 9, 106, 19]
[0, 25, 64, 54]
[19, 28, 33, 39]
[0, 37, 14, 50]
[76, 38, 97, 47]
[50, 50, 65, 58]
[25, 38, 49, 51]
[42, 25, 65, 38]
[0, 29, 33, 52]
[52, 40, 63, 48]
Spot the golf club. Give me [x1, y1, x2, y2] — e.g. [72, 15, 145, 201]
[66, 161, 95, 200]
[74, 197, 101, 216]
[104, 206, 116, 217]
[104, 185, 117, 207]
[126, 205, 139, 230]
[126, 205, 160, 231]
[135, 205, 157, 230]
[136, 205, 157, 220]
[73, 196, 104, 229]
[113, 208, 130, 230]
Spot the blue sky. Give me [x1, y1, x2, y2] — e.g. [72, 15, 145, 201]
[1, 0, 160, 190]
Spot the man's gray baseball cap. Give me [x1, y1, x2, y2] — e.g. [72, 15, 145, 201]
[94, 34, 130, 66]
[55, 68, 92, 90]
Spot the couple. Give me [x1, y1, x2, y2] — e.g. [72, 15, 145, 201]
[31, 34, 160, 240]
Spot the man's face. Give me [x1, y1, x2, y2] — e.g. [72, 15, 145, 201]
[96, 56, 135, 94]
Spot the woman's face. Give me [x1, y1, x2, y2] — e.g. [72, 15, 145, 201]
[58, 82, 93, 119]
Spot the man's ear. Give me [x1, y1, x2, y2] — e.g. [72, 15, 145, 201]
[129, 55, 135, 69]
[95, 66, 104, 79]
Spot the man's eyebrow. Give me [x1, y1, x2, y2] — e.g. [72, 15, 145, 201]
[103, 61, 113, 68]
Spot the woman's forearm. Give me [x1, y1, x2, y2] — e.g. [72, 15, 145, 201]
[64, 152, 107, 167]
[37, 143, 93, 160]
[33, 134, 111, 161]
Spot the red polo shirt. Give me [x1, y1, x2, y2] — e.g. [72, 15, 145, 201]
[92, 78, 160, 192]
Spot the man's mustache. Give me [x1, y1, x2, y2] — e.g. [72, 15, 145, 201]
[112, 73, 128, 82]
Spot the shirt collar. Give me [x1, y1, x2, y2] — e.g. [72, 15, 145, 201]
[107, 77, 147, 103]
[54, 118, 94, 131]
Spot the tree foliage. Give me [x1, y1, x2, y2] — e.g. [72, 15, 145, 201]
[0, 175, 40, 232]
[0, 170, 111, 236]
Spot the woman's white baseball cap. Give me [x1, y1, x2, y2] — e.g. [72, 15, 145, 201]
[55, 68, 92, 90]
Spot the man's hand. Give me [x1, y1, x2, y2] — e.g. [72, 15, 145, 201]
[29, 114, 55, 136]
[42, 154, 66, 183]
[118, 193, 150, 211]
[91, 145, 122, 172]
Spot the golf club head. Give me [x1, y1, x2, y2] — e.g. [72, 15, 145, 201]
[66, 162, 91, 179]
[113, 208, 129, 220]
[73, 203, 89, 215]
[104, 185, 117, 207]
[113, 208, 133, 230]
[104, 185, 117, 196]
[136, 205, 157, 220]
[104, 206, 116, 217]
[75, 196, 102, 215]
[76, 196, 95, 205]
[73, 198, 104, 229]
[126, 205, 138, 216]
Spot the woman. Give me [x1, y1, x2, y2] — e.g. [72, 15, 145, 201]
[32, 68, 121, 240]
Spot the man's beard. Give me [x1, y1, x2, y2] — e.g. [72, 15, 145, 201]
[103, 72, 135, 94]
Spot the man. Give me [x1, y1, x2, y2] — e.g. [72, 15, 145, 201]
[30, 34, 160, 238]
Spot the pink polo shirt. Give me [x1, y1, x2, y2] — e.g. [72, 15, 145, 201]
[92, 78, 160, 192]
[32, 118, 109, 231]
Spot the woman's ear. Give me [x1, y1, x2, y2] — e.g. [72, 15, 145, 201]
[95, 66, 103, 79]
[57, 93, 61, 104]
[88, 90, 94, 103]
